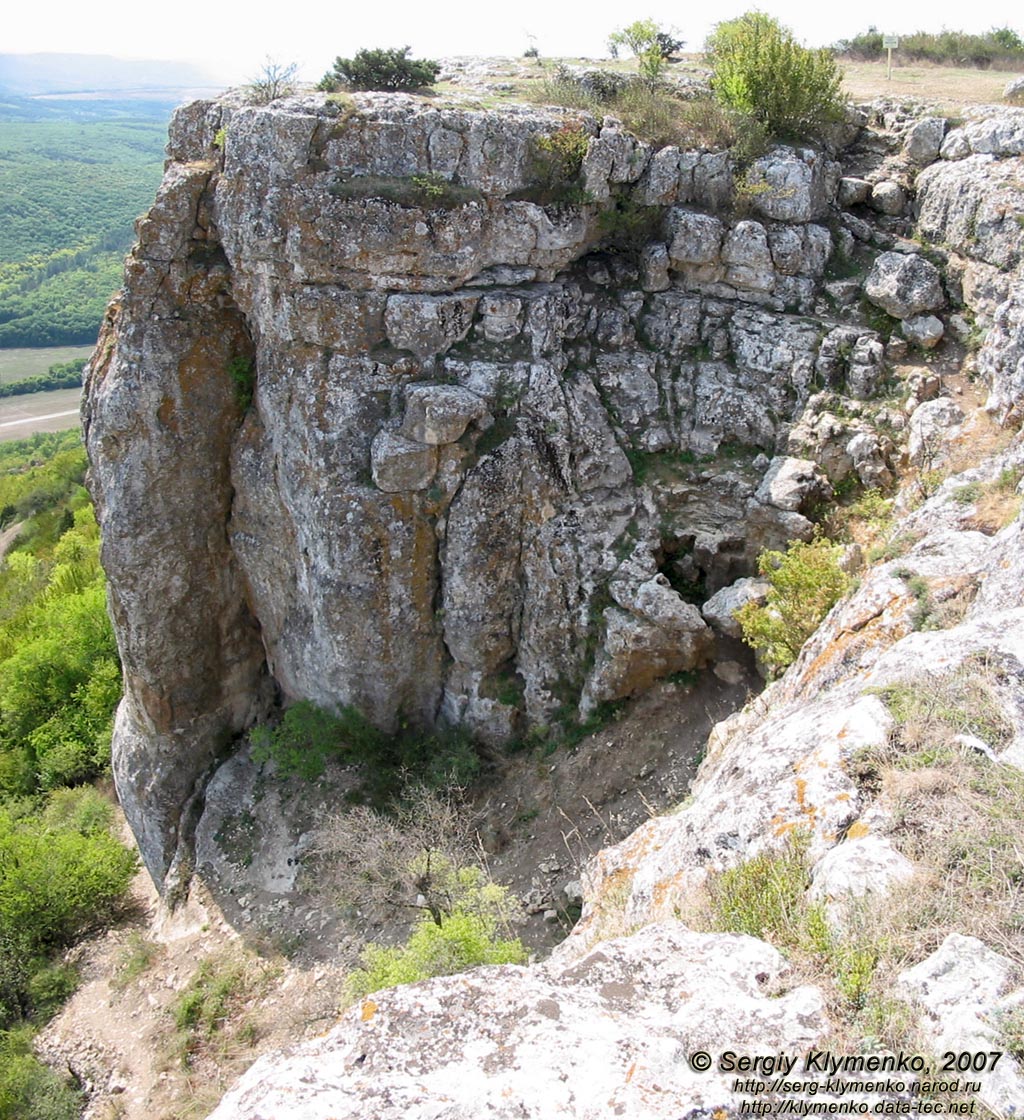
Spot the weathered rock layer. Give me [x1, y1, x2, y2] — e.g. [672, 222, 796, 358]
[85, 94, 1024, 894]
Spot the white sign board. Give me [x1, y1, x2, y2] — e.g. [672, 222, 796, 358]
[883, 35, 900, 48]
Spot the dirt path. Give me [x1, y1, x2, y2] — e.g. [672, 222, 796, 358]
[0, 521, 24, 560]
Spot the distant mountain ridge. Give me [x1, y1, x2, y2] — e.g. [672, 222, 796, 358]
[0, 52, 224, 99]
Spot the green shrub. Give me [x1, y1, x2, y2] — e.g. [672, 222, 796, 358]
[735, 537, 852, 678]
[0, 791, 136, 963]
[347, 870, 526, 997]
[835, 25, 1024, 68]
[598, 196, 663, 253]
[227, 355, 255, 412]
[0, 1026, 82, 1120]
[250, 700, 350, 780]
[705, 834, 817, 946]
[706, 12, 846, 140]
[319, 47, 440, 92]
[518, 123, 594, 206]
[250, 700, 480, 798]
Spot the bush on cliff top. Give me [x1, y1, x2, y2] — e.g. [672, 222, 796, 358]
[706, 12, 846, 141]
[318, 47, 440, 93]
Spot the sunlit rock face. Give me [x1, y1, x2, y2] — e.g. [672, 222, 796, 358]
[85, 93, 857, 888]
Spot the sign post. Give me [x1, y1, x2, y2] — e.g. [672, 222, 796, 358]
[883, 35, 900, 80]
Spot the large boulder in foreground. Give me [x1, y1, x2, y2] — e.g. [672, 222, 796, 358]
[207, 924, 827, 1120]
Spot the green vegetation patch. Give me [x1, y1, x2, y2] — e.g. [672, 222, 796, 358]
[347, 868, 526, 998]
[836, 26, 1024, 68]
[329, 173, 483, 209]
[250, 699, 481, 801]
[706, 12, 847, 141]
[319, 47, 440, 92]
[0, 359, 85, 399]
[736, 537, 853, 678]
[0, 118, 164, 346]
[703, 834, 887, 1016]
[0, 1025, 82, 1120]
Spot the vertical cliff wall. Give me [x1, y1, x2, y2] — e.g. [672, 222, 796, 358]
[85, 92, 907, 889]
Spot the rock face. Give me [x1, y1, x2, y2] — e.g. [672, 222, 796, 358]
[863, 251, 945, 318]
[84, 94, 855, 889]
[82, 89, 1024, 1120]
[85, 91, 1024, 927]
[209, 923, 828, 1120]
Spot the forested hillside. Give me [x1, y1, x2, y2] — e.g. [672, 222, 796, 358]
[0, 115, 166, 347]
[0, 431, 134, 1118]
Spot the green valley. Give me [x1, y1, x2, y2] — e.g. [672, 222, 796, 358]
[0, 117, 166, 347]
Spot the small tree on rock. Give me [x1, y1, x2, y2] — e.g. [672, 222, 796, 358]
[248, 57, 298, 104]
[608, 18, 679, 85]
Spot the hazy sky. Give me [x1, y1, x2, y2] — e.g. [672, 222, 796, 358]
[6, 0, 1024, 85]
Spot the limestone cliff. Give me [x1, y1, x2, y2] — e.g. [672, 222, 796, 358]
[86, 92, 880, 889]
[80, 83, 1024, 1119]
[200, 102, 1024, 1120]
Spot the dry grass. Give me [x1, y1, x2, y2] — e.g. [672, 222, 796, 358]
[860, 659, 1024, 964]
[840, 60, 1022, 111]
[692, 655, 1023, 1064]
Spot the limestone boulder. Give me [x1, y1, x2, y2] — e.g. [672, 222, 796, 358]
[903, 116, 945, 165]
[897, 935, 1024, 1117]
[837, 176, 870, 207]
[868, 180, 906, 215]
[864, 251, 945, 318]
[901, 313, 945, 350]
[207, 924, 829, 1120]
[721, 220, 774, 291]
[978, 280, 1024, 423]
[846, 431, 894, 489]
[477, 293, 524, 342]
[809, 835, 916, 929]
[742, 146, 840, 223]
[701, 576, 770, 638]
[754, 456, 832, 513]
[638, 241, 670, 291]
[582, 577, 713, 711]
[916, 155, 1024, 284]
[384, 293, 480, 357]
[399, 384, 490, 445]
[907, 398, 965, 467]
[369, 430, 438, 491]
[665, 207, 725, 273]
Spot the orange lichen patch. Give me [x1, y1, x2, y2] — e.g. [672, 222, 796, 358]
[360, 999, 378, 1022]
[773, 820, 798, 838]
[835, 792, 850, 802]
[795, 777, 808, 810]
[651, 870, 688, 913]
[846, 820, 870, 840]
[157, 395, 178, 432]
[625, 1062, 637, 1084]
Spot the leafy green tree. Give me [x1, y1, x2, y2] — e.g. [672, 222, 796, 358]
[0, 1026, 82, 1120]
[319, 47, 440, 92]
[706, 12, 846, 140]
[608, 18, 671, 85]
